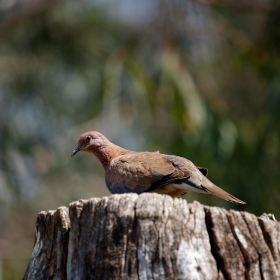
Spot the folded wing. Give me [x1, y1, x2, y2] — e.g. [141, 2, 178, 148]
[105, 152, 245, 204]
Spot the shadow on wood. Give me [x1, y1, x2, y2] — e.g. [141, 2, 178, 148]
[23, 193, 280, 280]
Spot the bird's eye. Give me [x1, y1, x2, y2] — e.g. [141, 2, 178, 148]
[85, 135, 91, 141]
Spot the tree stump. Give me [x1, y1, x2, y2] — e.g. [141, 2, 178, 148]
[23, 193, 280, 280]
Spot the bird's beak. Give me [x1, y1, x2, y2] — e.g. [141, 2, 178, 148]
[71, 145, 82, 157]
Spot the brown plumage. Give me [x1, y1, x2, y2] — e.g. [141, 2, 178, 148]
[71, 131, 246, 204]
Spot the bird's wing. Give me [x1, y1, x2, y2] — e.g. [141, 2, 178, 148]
[105, 152, 195, 193]
[106, 152, 245, 204]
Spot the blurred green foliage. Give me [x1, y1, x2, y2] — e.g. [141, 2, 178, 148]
[0, 0, 280, 278]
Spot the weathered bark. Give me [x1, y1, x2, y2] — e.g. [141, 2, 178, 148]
[23, 193, 280, 280]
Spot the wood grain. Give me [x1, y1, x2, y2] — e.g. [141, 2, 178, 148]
[23, 193, 279, 279]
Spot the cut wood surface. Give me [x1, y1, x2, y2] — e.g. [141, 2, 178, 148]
[23, 193, 280, 280]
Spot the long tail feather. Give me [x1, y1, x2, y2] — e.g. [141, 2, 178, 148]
[201, 177, 246, 204]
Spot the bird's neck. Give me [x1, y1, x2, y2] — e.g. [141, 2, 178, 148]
[91, 143, 131, 169]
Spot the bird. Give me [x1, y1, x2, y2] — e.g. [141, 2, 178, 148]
[71, 131, 245, 204]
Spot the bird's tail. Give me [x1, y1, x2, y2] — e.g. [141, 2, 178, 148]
[201, 177, 246, 205]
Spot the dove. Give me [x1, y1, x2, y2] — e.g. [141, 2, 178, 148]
[71, 131, 245, 204]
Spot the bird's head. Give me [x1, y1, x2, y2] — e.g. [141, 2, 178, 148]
[71, 131, 107, 157]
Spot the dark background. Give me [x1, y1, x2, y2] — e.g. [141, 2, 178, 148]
[1, 0, 280, 278]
